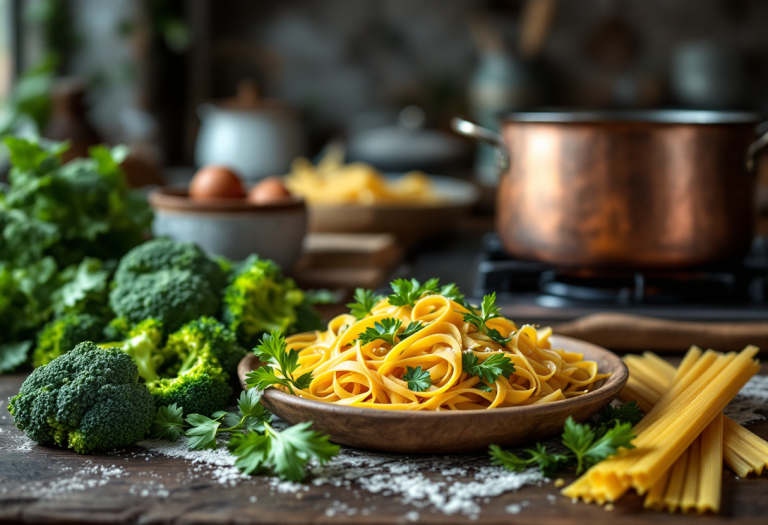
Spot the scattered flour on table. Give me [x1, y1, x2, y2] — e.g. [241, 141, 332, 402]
[724, 375, 768, 425]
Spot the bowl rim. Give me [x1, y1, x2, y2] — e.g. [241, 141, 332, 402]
[239, 334, 629, 420]
[149, 184, 305, 214]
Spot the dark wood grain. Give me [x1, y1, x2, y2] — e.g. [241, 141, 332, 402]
[2, 366, 767, 525]
[236, 335, 629, 453]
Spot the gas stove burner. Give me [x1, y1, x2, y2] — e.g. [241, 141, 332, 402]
[538, 269, 736, 305]
[475, 233, 768, 323]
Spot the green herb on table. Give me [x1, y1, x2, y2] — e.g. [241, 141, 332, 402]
[461, 293, 513, 346]
[489, 402, 640, 478]
[246, 331, 312, 394]
[462, 352, 516, 385]
[346, 288, 383, 319]
[150, 389, 339, 482]
[402, 365, 432, 392]
[388, 278, 440, 307]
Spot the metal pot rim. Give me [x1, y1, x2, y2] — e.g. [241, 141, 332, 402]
[499, 109, 761, 124]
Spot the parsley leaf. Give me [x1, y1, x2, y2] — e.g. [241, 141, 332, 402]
[356, 318, 402, 346]
[475, 383, 494, 392]
[388, 278, 440, 307]
[185, 413, 223, 450]
[490, 443, 570, 478]
[151, 403, 185, 442]
[247, 331, 312, 394]
[400, 321, 426, 339]
[346, 288, 382, 319]
[227, 421, 340, 481]
[562, 417, 635, 474]
[402, 365, 432, 392]
[462, 352, 516, 384]
[461, 293, 512, 346]
[237, 388, 264, 418]
[439, 283, 470, 308]
[594, 401, 643, 437]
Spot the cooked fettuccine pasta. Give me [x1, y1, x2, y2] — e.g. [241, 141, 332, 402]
[275, 285, 608, 410]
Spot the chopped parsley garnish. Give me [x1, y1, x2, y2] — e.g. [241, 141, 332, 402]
[402, 365, 432, 392]
[346, 288, 383, 319]
[490, 442, 570, 478]
[594, 400, 643, 437]
[245, 331, 312, 394]
[388, 278, 440, 307]
[462, 293, 512, 346]
[356, 318, 402, 346]
[400, 321, 426, 339]
[462, 352, 516, 384]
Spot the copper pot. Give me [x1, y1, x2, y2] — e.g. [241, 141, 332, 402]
[453, 111, 768, 269]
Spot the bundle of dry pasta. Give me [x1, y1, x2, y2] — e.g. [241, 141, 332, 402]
[281, 289, 608, 410]
[620, 350, 768, 481]
[562, 345, 761, 512]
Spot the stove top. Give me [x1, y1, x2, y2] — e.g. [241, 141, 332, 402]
[475, 234, 768, 324]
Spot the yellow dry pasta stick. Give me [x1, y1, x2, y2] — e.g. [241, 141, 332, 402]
[698, 413, 723, 514]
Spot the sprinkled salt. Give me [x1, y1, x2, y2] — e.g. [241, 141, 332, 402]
[506, 503, 522, 514]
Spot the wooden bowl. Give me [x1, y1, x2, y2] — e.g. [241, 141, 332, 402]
[236, 335, 628, 454]
[306, 175, 479, 246]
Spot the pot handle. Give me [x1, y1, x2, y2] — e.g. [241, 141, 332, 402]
[450, 118, 511, 174]
[746, 121, 768, 172]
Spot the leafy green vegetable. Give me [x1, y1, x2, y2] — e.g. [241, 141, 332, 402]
[400, 321, 425, 339]
[489, 403, 639, 478]
[462, 352, 516, 384]
[475, 383, 494, 392]
[228, 421, 339, 481]
[439, 283, 469, 308]
[246, 331, 312, 394]
[594, 400, 643, 437]
[151, 403, 185, 442]
[490, 443, 570, 478]
[356, 318, 402, 346]
[150, 390, 337, 481]
[388, 278, 440, 307]
[346, 288, 383, 319]
[563, 418, 635, 474]
[50, 258, 114, 318]
[461, 293, 512, 346]
[0, 341, 33, 374]
[402, 365, 432, 392]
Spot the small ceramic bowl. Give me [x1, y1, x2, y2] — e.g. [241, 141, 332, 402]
[237, 335, 629, 454]
[149, 185, 307, 269]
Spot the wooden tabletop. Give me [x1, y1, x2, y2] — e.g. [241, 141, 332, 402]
[1, 364, 767, 525]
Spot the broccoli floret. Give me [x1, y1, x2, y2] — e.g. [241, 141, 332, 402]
[164, 316, 245, 377]
[8, 342, 155, 454]
[103, 317, 239, 416]
[100, 319, 166, 382]
[109, 269, 219, 335]
[221, 255, 307, 348]
[32, 313, 108, 368]
[114, 238, 225, 292]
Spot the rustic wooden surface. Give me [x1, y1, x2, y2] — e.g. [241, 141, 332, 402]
[1, 362, 767, 525]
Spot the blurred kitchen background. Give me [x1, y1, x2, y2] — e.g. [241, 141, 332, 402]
[2, 0, 768, 348]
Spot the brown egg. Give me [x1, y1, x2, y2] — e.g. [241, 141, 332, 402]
[189, 165, 246, 201]
[248, 176, 292, 204]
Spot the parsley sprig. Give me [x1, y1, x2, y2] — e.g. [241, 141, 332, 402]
[356, 318, 402, 346]
[388, 278, 440, 307]
[346, 288, 383, 319]
[489, 402, 642, 477]
[245, 331, 312, 394]
[150, 390, 339, 482]
[402, 365, 432, 392]
[354, 318, 426, 346]
[462, 352, 516, 388]
[462, 293, 512, 346]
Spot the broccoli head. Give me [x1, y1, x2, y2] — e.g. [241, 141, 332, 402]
[32, 313, 108, 368]
[164, 316, 246, 378]
[8, 342, 155, 454]
[114, 238, 225, 292]
[221, 255, 307, 348]
[100, 319, 167, 382]
[109, 269, 219, 335]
